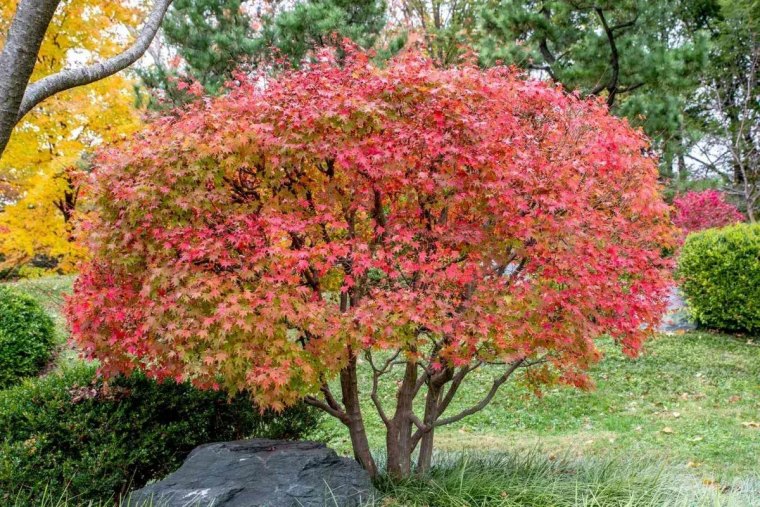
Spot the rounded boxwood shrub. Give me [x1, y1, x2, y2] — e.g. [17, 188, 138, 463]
[677, 223, 760, 333]
[0, 286, 56, 388]
[0, 363, 318, 505]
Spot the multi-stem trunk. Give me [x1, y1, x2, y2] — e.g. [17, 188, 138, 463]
[307, 352, 528, 480]
[385, 361, 418, 478]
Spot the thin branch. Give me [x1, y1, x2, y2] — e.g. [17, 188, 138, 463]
[365, 351, 394, 426]
[610, 15, 638, 32]
[434, 358, 524, 427]
[617, 82, 644, 93]
[304, 395, 348, 423]
[436, 362, 479, 416]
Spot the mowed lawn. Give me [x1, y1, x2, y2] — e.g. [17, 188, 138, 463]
[13, 276, 760, 486]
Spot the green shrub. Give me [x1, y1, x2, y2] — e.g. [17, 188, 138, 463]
[677, 223, 760, 334]
[0, 286, 56, 388]
[0, 363, 318, 505]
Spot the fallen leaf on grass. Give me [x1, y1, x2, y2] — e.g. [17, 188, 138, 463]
[741, 421, 760, 428]
[661, 427, 674, 434]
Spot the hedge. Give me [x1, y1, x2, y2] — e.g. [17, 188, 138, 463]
[677, 223, 760, 334]
[0, 363, 318, 505]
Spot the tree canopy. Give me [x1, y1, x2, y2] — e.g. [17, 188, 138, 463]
[68, 48, 676, 478]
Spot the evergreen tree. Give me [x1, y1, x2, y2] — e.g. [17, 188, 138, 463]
[163, 0, 256, 94]
[253, 0, 387, 68]
[138, 0, 386, 108]
[476, 0, 712, 179]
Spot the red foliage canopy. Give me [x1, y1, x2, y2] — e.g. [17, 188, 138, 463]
[673, 189, 744, 234]
[68, 50, 675, 413]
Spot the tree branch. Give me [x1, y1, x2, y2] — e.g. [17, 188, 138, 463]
[366, 350, 398, 427]
[0, 0, 62, 156]
[16, 0, 173, 122]
[304, 394, 348, 423]
[433, 358, 524, 427]
[436, 362, 479, 416]
[590, 7, 620, 106]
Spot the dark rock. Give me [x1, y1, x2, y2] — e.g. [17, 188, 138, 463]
[127, 439, 374, 507]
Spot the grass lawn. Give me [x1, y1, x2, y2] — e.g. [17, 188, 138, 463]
[7, 275, 760, 505]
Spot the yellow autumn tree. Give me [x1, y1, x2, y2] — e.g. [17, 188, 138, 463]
[0, 1, 145, 277]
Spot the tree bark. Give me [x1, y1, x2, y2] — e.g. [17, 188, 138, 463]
[416, 382, 441, 475]
[386, 361, 417, 478]
[0, 0, 173, 158]
[340, 355, 378, 478]
[0, 0, 61, 158]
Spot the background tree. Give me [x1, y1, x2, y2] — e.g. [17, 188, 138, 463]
[0, 0, 172, 158]
[384, 0, 479, 65]
[0, 1, 145, 276]
[476, 0, 712, 179]
[138, 0, 387, 109]
[688, 0, 759, 221]
[252, 0, 386, 67]
[137, 0, 257, 107]
[68, 50, 676, 479]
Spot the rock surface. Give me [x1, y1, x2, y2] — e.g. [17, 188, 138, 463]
[128, 439, 374, 507]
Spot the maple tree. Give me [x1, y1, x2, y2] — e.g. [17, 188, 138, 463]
[672, 189, 744, 234]
[68, 48, 676, 478]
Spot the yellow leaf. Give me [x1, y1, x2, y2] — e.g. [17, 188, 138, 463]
[0, 1, 145, 274]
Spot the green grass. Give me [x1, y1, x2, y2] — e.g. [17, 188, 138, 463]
[6, 275, 760, 505]
[11, 453, 760, 506]
[374, 452, 760, 506]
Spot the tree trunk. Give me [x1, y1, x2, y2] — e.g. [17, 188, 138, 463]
[385, 361, 417, 478]
[340, 356, 377, 478]
[0, 0, 61, 158]
[416, 382, 441, 475]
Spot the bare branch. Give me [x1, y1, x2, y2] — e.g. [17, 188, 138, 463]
[321, 384, 344, 413]
[304, 395, 348, 423]
[436, 362, 480, 416]
[365, 351, 393, 426]
[590, 7, 620, 106]
[434, 358, 524, 427]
